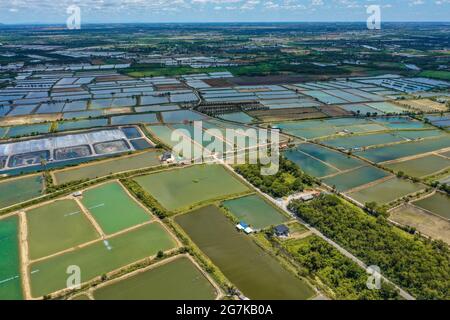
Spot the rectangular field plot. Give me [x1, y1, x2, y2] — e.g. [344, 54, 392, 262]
[54, 145, 92, 161]
[0, 175, 44, 209]
[390, 205, 450, 245]
[385, 155, 450, 178]
[413, 192, 450, 220]
[296, 143, 364, 170]
[81, 182, 152, 235]
[223, 194, 288, 229]
[110, 113, 159, 126]
[322, 166, 390, 192]
[93, 139, 130, 155]
[321, 132, 405, 149]
[355, 136, 450, 163]
[366, 102, 407, 114]
[26, 199, 99, 260]
[161, 110, 207, 123]
[0, 216, 23, 300]
[135, 165, 249, 212]
[6, 124, 50, 138]
[147, 125, 203, 159]
[57, 119, 108, 131]
[284, 147, 338, 178]
[274, 118, 384, 140]
[339, 104, 384, 115]
[93, 256, 217, 300]
[371, 116, 429, 130]
[29, 222, 177, 298]
[175, 205, 314, 300]
[346, 177, 425, 205]
[53, 150, 162, 185]
[218, 112, 254, 124]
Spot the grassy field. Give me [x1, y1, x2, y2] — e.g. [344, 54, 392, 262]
[175, 205, 315, 300]
[390, 205, 450, 245]
[222, 194, 288, 229]
[134, 165, 249, 212]
[29, 222, 176, 298]
[0, 216, 22, 300]
[418, 70, 450, 81]
[81, 182, 152, 235]
[53, 150, 162, 185]
[26, 199, 99, 260]
[0, 175, 43, 209]
[93, 256, 217, 300]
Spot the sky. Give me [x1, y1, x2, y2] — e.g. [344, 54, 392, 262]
[0, 0, 448, 24]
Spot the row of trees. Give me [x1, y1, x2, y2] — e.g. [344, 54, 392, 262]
[281, 236, 400, 300]
[234, 157, 316, 198]
[288, 194, 450, 299]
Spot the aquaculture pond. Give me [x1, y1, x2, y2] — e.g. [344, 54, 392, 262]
[57, 119, 108, 131]
[355, 136, 450, 163]
[347, 178, 425, 205]
[222, 194, 288, 229]
[296, 143, 364, 170]
[284, 147, 338, 178]
[218, 112, 254, 124]
[175, 205, 315, 300]
[322, 166, 390, 192]
[81, 181, 152, 235]
[26, 199, 99, 260]
[385, 154, 450, 178]
[321, 132, 405, 149]
[29, 223, 176, 298]
[93, 257, 217, 300]
[6, 123, 50, 138]
[413, 192, 450, 220]
[0, 175, 44, 209]
[0, 216, 22, 300]
[53, 150, 162, 185]
[134, 165, 249, 212]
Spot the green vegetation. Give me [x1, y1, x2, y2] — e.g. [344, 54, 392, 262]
[93, 256, 217, 300]
[288, 195, 450, 299]
[418, 70, 450, 81]
[280, 236, 400, 300]
[234, 157, 315, 198]
[125, 64, 228, 77]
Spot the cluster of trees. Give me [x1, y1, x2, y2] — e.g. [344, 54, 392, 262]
[283, 236, 400, 300]
[288, 194, 450, 299]
[234, 157, 315, 198]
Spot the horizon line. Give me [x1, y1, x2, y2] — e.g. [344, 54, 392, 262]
[1, 20, 450, 26]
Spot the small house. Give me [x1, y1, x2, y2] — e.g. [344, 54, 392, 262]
[160, 151, 175, 163]
[274, 224, 290, 237]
